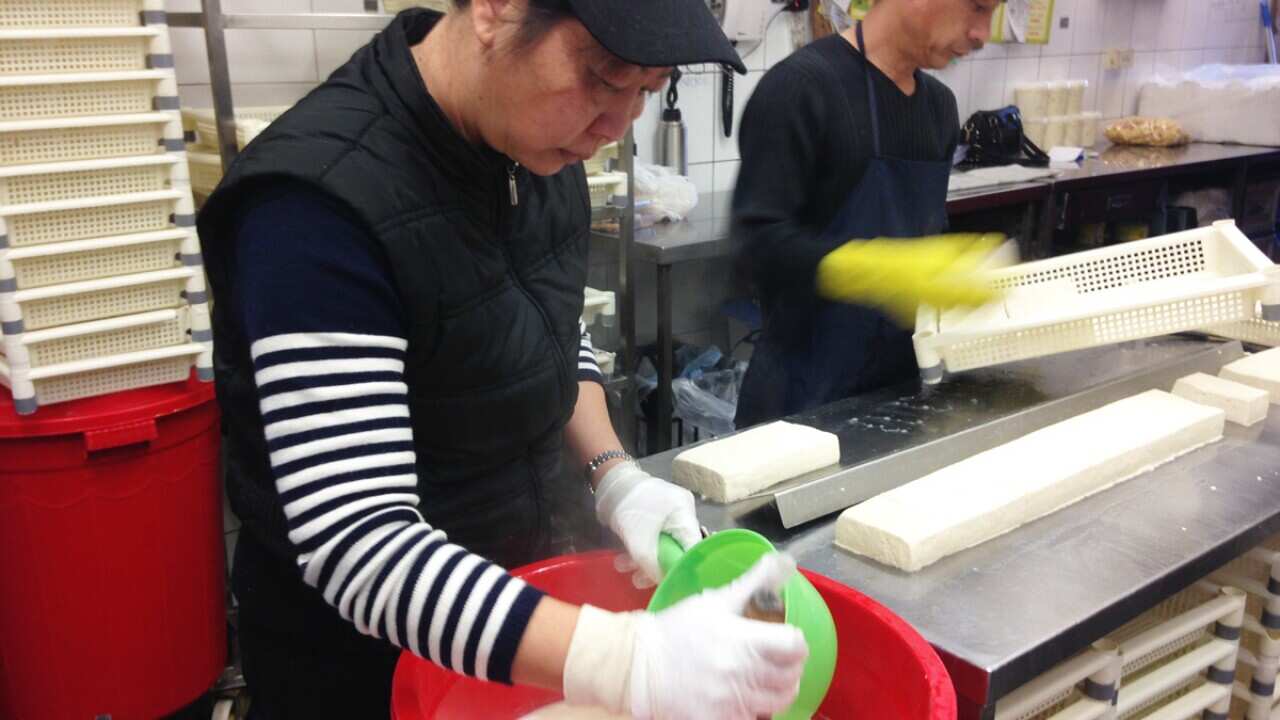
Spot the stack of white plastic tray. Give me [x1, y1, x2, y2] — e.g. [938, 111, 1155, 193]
[914, 220, 1280, 383]
[994, 582, 1248, 720]
[180, 105, 288, 198]
[0, 0, 211, 414]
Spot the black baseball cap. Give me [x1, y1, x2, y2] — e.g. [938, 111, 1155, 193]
[565, 0, 747, 74]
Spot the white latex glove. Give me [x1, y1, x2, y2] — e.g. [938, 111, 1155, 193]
[595, 460, 701, 588]
[563, 553, 809, 720]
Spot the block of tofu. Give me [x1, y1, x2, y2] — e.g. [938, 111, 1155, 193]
[1173, 372, 1269, 426]
[835, 390, 1225, 572]
[1220, 347, 1280, 404]
[671, 421, 840, 503]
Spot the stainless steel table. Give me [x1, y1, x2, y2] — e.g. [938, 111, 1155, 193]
[639, 337, 1280, 719]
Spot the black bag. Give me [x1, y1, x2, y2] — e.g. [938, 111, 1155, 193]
[958, 106, 1049, 168]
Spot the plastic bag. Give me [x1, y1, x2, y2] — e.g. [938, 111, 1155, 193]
[1105, 117, 1190, 147]
[633, 163, 698, 227]
[672, 363, 746, 438]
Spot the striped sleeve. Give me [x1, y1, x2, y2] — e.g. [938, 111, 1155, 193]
[232, 186, 543, 683]
[578, 319, 603, 384]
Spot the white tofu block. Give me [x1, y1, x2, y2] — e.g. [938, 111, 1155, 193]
[671, 421, 840, 503]
[1219, 347, 1280, 404]
[1173, 372, 1269, 427]
[835, 390, 1225, 572]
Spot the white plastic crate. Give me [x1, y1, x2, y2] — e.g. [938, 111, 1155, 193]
[2, 267, 194, 331]
[0, 114, 174, 167]
[0, 342, 203, 411]
[0, 154, 178, 206]
[1, 188, 185, 248]
[914, 221, 1280, 383]
[0, 0, 155, 30]
[1, 228, 186, 290]
[0, 70, 173, 121]
[0, 28, 162, 76]
[588, 171, 627, 207]
[583, 287, 616, 327]
[584, 142, 619, 175]
[186, 147, 222, 197]
[182, 106, 287, 150]
[5, 307, 189, 369]
[1205, 317, 1280, 349]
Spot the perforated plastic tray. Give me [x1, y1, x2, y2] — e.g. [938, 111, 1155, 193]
[5, 267, 194, 331]
[0, 27, 161, 76]
[0, 344, 202, 409]
[584, 142, 619, 175]
[185, 147, 222, 197]
[1203, 316, 1280, 349]
[3, 307, 189, 368]
[182, 106, 287, 150]
[2, 228, 186, 290]
[0, 154, 177, 205]
[0, 113, 172, 167]
[914, 221, 1280, 382]
[587, 171, 627, 207]
[0, 70, 172, 121]
[1, 188, 184, 248]
[0, 0, 152, 30]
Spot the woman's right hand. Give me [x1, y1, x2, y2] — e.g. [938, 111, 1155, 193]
[561, 553, 809, 719]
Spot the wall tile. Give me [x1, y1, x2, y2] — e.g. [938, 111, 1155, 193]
[1122, 52, 1156, 116]
[314, 30, 378, 79]
[687, 163, 714, 195]
[1102, 0, 1137, 51]
[1071, 0, 1105, 54]
[969, 42, 1008, 61]
[632, 91, 663, 165]
[712, 160, 741, 195]
[311, 0, 373, 10]
[968, 58, 1008, 112]
[683, 72, 720, 165]
[177, 82, 318, 108]
[1067, 53, 1102, 111]
[1043, 0, 1075, 57]
[1152, 51, 1181, 78]
[1006, 42, 1044, 60]
[1003, 57, 1042, 105]
[1038, 55, 1071, 83]
[1182, 0, 1212, 50]
[764, 9, 798, 66]
[1132, 0, 1187, 52]
[931, 60, 973, 123]
[711, 71, 762, 164]
[1097, 67, 1125, 118]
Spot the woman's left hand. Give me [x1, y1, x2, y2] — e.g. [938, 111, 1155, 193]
[595, 461, 702, 588]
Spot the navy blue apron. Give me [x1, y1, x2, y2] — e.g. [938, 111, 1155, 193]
[735, 21, 952, 428]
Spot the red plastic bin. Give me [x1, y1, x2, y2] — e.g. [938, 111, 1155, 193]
[0, 376, 226, 720]
[392, 550, 956, 719]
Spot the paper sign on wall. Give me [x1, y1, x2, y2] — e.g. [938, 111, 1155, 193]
[989, 0, 1055, 45]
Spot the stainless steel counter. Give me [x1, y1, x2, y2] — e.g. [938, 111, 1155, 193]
[639, 337, 1280, 719]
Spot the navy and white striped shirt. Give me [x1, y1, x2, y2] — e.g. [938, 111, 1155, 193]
[233, 186, 601, 683]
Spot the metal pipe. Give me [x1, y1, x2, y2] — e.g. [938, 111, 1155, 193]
[198, 0, 239, 172]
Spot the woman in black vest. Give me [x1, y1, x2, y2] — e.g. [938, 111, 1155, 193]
[199, 2, 808, 718]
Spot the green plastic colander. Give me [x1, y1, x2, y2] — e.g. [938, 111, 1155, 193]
[648, 530, 838, 720]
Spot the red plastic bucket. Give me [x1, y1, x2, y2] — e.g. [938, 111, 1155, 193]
[392, 550, 956, 719]
[0, 376, 226, 720]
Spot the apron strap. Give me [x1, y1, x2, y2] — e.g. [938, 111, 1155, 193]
[855, 20, 882, 156]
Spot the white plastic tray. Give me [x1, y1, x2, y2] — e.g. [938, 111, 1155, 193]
[1, 227, 188, 290]
[914, 220, 1280, 383]
[0, 0, 159, 30]
[0, 154, 178, 205]
[0, 27, 163, 76]
[0, 113, 176, 167]
[0, 70, 174, 121]
[0, 342, 203, 412]
[587, 171, 627, 207]
[182, 106, 287, 150]
[2, 266, 194, 331]
[186, 146, 222, 197]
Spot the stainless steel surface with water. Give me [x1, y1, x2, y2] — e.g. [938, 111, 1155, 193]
[639, 337, 1280, 716]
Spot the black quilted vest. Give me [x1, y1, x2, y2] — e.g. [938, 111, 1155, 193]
[199, 9, 589, 569]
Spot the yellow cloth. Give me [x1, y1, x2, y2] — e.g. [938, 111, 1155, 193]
[815, 233, 1006, 325]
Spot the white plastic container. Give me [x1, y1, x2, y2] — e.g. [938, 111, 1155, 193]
[0, 0, 155, 30]
[1065, 80, 1087, 115]
[1024, 118, 1049, 148]
[0, 154, 178, 206]
[186, 147, 222, 197]
[0, 188, 187, 248]
[1080, 112, 1101, 148]
[913, 220, 1280, 382]
[1046, 81, 1070, 117]
[0, 27, 164, 76]
[1044, 116, 1068, 149]
[584, 142, 619, 176]
[1063, 116, 1084, 148]
[1014, 82, 1050, 120]
[181, 106, 287, 150]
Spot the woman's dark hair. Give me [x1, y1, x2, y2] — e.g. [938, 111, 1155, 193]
[451, 0, 573, 51]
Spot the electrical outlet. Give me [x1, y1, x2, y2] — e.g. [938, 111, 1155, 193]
[1103, 49, 1134, 70]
